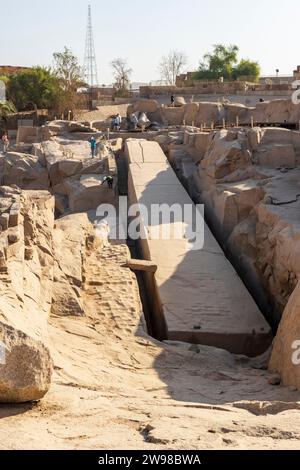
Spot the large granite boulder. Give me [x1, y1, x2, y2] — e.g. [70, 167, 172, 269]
[127, 99, 160, 115]
[0, 152, 49, 190]
[200, 130, 252, 180]
[53, 174, 116, 213]
[45, 120, 96, 135]
[183, 103, 199, 124]
[269, 282, 300, 390]
[0, 324, 52, 403]
[252, 100, 300, 124]
[196, 102, 224, 126]
[224, 103, 251, 124]
[174, 96, 186, 107]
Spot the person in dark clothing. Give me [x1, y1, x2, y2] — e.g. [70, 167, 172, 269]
[102, 176, 114, 189]
[170, 95, 175, 107]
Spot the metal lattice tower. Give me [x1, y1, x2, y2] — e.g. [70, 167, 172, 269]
[83, 5, 99, 87]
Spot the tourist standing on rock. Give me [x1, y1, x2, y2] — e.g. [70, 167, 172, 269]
[1, 132, 9, 153]
[114, 114, 122, 131]
[171, 95, 175, 107]
[131, 113, 138, 131]
[89, 137, 97, 158]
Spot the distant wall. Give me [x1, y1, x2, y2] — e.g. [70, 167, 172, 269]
[140, 83, 251, 97]
[16, 126, 38, 145]
[140, 85, 292, 107]
[130, 98, 300, 127]
[4, 110, 48, 130]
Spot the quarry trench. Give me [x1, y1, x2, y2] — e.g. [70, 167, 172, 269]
[115, 150, 166, 341]
[118, 139, 273, 358]
[166, 128, 300, 334]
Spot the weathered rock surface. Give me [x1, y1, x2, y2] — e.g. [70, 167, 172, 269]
[0, 324, 52, 403]
[161, 126, 300, 390]
[127, 99, 160, 115]
[0, 176, 116, 402]
[0, 190, 54, 402]
[0, 152, 49, 190]
[200, 130, 252, 179]
[174, 96, 186, 107]
[1, 132, 300, 447]
[54, 174, 116, 213]
[269, 282, 300, 389]
[130, 98, 300, 127]
[32, 137, 118, 212]
[52, 213, 101, 318]
[45, 120, 96, 135]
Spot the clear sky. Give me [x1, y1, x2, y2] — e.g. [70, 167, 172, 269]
[0, 0, 299, 84]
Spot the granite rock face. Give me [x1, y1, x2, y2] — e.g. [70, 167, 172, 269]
[0, 190, 54, 403]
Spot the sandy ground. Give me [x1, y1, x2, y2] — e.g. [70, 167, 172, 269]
[78, 105, 130, 123]
[0, 242, 300, 450]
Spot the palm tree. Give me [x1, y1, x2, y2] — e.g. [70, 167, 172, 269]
[0, 101, 16, 128]
[0, 101, 16, 117]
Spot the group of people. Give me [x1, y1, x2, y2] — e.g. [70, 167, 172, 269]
[112, 112, 153, 132]
[112, 112, 139, 131]
[1, 132, 9, 153]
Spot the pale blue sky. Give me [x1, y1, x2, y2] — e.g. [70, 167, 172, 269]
[0, 0, 299, 84]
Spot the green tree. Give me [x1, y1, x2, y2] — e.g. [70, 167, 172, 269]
[0, 101, 16, 117]
[194, 44, 261, 82]
[0, 101, 16, 129]
[6, 67, 59, 111]
[232, 59, 260, 81]
[52, 47, 84, 114]
[195, 44, 239, 80]
[53, 47, 82, 87]
[0, 75, 9, 85]
[3, 48, 83, 115]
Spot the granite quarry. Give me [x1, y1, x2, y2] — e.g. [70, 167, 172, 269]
[0, 97, 300, 449]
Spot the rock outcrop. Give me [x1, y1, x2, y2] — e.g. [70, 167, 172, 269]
[130, 98, 300, 127]
[269, 282, 300, 389]
[0, 184, 117, 402]
[160, 125, 300, 389]
[0, 132, 121, 402]
[0, 189, 54, 403]
[2, 129, 119, 216]
[45, 120, 97, 136]
[174, 96, 186, 107]
[53, 174, 116, 213]
[0, 152, 49, 190]
[52, 213, 101, 318]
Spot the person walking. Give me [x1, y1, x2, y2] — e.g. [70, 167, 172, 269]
[89, 137, 97, 158]
[1, 132, 9, 153]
